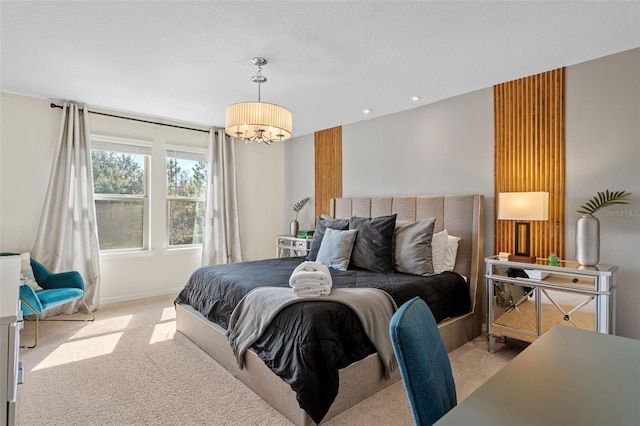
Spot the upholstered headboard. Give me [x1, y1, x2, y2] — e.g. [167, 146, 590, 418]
[330, 194, 484, 317]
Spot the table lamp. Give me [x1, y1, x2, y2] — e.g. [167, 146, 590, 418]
[498, 192, 549, 259]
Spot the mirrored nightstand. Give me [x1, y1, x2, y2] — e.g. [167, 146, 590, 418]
[485, 255, 617, 352]
[276, 235, 312, 258]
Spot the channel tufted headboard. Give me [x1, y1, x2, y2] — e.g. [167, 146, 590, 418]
[330, 194, 484, 337]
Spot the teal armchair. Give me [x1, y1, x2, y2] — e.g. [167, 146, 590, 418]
[0, 253, 94, 347]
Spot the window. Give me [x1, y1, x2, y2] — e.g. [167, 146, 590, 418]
[166, 148, 208, 247]
[92, 137, 151, 251]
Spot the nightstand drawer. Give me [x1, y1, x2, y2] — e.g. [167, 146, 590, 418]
[540, 272, 597, 292]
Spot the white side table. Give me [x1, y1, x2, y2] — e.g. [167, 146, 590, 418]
[485, 255, 617, 352]
[276, 235, 313, 258]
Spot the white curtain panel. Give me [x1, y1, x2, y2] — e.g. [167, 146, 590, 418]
[201, 130, 242, 266]
[32, 103, 101, 315]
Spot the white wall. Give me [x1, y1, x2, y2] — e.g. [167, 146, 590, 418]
[0, 93, 284, 304]
[283, 133, 315, 233]
[0, 94, 59, 250]
[565, 48, 640, 339]
[342, 88, 495, 260]
[235, 141, 285, 260]
[284, 48, 640, 339]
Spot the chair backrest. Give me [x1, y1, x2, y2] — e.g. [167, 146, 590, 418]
[389, 297, 457, 425]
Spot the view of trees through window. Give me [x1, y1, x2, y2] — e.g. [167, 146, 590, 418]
[166, 154, 207, 246]
[91, 146, 208, 250]
[92, 150, 146, 250]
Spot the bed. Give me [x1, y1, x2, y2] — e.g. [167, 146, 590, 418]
[175, 194, 484, 425]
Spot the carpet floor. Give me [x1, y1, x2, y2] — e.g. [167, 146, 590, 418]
[16, 295, 525, 425]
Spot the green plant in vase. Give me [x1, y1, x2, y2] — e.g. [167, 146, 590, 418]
[291, 197, 310, 236]
[577, 190, 631, 216]
[576, 190, 630, 266]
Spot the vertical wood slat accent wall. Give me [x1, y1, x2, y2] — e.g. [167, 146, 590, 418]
[314, 126, 342, 218]
[494, 68, 566, 260]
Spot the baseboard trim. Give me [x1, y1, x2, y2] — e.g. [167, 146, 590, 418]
[99, 287, 182, 306]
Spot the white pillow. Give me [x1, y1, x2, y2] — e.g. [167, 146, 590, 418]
[431, 229, 449, 274]
[443, 235, 461, 272]
[316, 228, 358, 271]
[19, 252, 41, 291]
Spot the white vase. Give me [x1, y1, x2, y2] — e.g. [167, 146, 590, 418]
[290, 220, 299, 237]
[576, 215, 599, 266]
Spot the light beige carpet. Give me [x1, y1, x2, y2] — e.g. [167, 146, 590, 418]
[16, 295, 525, 425]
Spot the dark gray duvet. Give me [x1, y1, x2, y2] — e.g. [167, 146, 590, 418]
[175, 256, 470, 424]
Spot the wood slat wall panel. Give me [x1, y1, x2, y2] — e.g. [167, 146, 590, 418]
[314, 126, 342, 218]
[494, 69, 565, 260]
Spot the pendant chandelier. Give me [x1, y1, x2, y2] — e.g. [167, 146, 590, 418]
[225, 57, 293, 144]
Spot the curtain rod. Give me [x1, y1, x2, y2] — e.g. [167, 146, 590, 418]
[50, 103, 213, 134]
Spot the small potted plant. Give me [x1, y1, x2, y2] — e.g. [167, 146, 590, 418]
[291, 197, 310, 236]
[576, 190, 630, 265]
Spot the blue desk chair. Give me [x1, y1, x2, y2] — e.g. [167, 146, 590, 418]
[389, 297, 457, 426]
[0, 253, 94, 348]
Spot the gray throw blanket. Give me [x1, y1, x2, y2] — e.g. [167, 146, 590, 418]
[227, 287, 398, 378]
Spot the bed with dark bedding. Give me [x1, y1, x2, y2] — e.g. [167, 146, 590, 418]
[175, 257, 470, 423]
[175, 194, 484, 425]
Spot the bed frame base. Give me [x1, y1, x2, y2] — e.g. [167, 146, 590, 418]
[176, 302, 477, 425]
[176, 303, 400, 425]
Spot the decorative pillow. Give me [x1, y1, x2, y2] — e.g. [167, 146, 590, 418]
[394, 217, 436, 275]
[316, 228, 358, 271]
[443, 235, 461, 272]
[431, 229, 449, 274]
[349, 214, 397, 272]
[19, 252, 41, 291]
[307, 216, 350, 261]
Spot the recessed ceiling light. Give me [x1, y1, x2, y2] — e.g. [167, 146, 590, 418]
[411, 96, 421, 101]
[362, 108, 373, 114]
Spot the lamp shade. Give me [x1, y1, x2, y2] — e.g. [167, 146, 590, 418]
[498, 192, 549, 221]
[225, 101, 292, 142]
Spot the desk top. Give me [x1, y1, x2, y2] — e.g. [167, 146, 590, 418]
[437, 325, 640, 425]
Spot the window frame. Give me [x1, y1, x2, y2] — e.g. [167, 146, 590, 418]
[91, 135, 152, 253]
[165, 145, 208, 249]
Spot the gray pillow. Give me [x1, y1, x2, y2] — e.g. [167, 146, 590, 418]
[349, 214, 397, 272]
[316, 228, 358, 271]
[307, 216, 350, 261]
[394, 218, 436, 275]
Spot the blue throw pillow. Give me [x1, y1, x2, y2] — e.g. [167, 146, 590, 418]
[307, 216, 350, 261]
[316, 228, 358, 271]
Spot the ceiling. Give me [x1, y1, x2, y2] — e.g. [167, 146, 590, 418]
[2, 1, 639, 138]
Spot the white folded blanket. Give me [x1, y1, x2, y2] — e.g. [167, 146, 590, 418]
[289, 261, 332, 296]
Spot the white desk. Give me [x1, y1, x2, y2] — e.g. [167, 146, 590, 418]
[437, 325, 640, 425]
